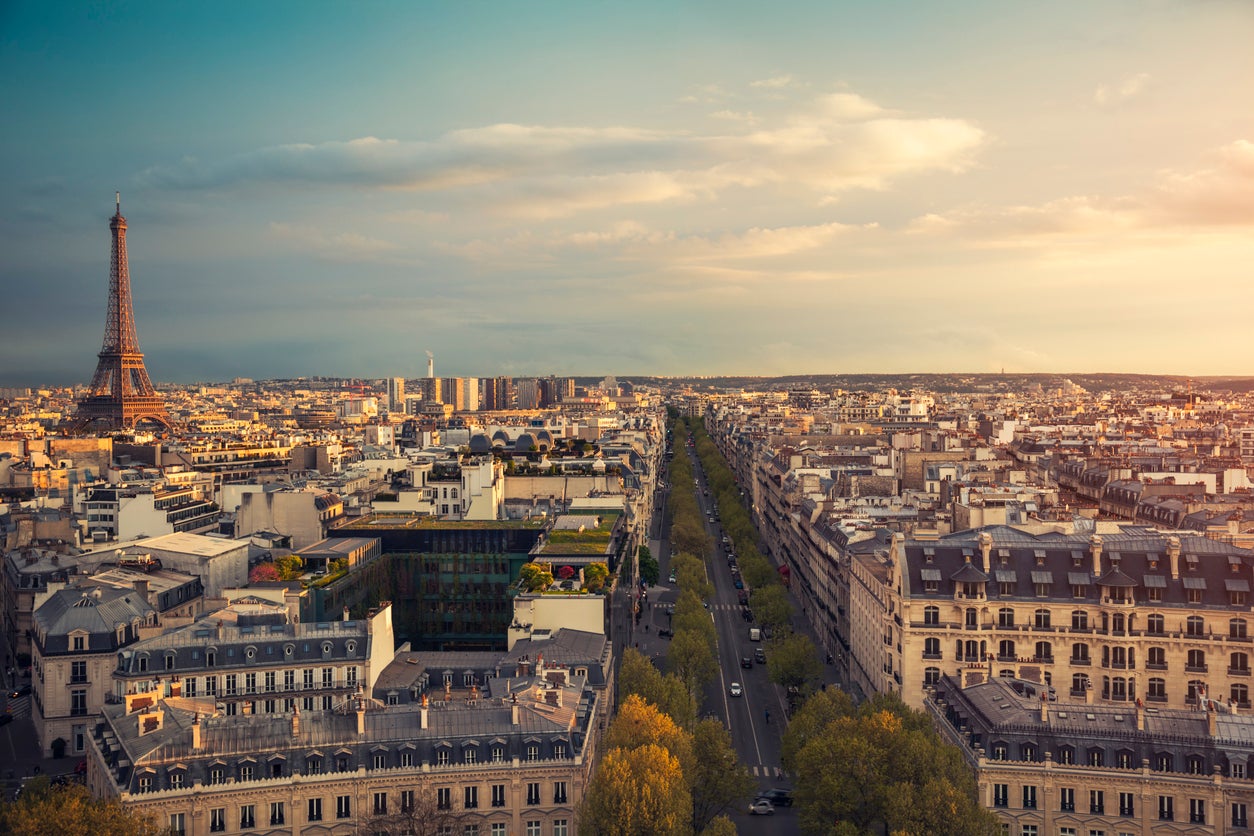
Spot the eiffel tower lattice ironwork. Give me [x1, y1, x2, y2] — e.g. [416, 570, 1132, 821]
[74, 194, 171, 430]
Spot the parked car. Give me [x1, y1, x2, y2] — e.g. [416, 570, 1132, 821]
[733, 579, 744, 590]
[742, 608, 754, 622]
[668, 572, 677, 584]
[729, 682, 743, 697]
[658, 628, 673, 638]
[748, 799, 775, 816]
[757, 788, 793, 807]
[741, 656, 753, 669]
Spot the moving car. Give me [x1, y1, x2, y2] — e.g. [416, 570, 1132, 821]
[658, 628, 673, 638]
[740, 656, 753, 669]
[755, 647, 767, 664]
[8, 684, 31, 699]
[757, 788, 793, 807]
[668, 572, 677, 584]
[748, 799, 775, 816]
[729, 682, 743, 697]
[742, 608, 754, 622]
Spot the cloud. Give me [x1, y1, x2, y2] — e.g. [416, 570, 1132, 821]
[137, 89, 984, 216]
[751, 74, 796, 89]
[268, 222, 400, 260]
[907, 138, 1254, 245]
[1094, 73, 1151, 107]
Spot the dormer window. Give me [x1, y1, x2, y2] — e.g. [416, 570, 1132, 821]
[1186, 555, 1199, 572]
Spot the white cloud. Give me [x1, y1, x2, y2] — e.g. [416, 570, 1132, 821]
[1094, 73, 1151, 107]
[268, 222, 400, 260]
[751, 74, 796, 89]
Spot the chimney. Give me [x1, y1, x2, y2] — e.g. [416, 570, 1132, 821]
[356, 698, 366, 735]
[511, 691, 520, 726]
[1136, 699, 1145, 731]
[291, 706, 300, 738]
[978, 531, 993, 574]
[133, 578, 150, 599]
[1089, 533, 1103, 578]
[191, 713, 201, 751]
[1167, 535, 1181, 580]
[1207, 702, 1218, 737]
[1083, 677, 1093, 705]
[343, 606, 350, 622]
[420, 705, 428, 730]
[1039, 691, 1048, 723]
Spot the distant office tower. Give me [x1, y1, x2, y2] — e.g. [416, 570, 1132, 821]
[420, 377, 441, 404]
[387, 377, 405, 413]
[461, 377, 480, 412]
[554, 376, 576, 401]
[73, 195, 170, 431]
[482, 377, 514, 411]
[439, 377, 465, 411]
[426, 351, 435, 379]
[515, 378, 540, 410]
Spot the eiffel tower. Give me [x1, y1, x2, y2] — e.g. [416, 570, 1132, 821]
[73, 194, 171, 431]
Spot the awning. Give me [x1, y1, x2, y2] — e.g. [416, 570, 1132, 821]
[920, 568, 942, 582]
[994, 570, 1017, 583]
[1030, 571, 1053, 584]
[1182, 577, 1206, 590]
[1226, 579, 1250, 592]
[1142, 575, 1167, 588]
[1068, 572, 1090, 585]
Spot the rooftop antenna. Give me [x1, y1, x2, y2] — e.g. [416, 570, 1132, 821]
[115, 191, 121, 214]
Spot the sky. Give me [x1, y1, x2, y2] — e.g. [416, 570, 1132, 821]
[2, 1, 1253, 385]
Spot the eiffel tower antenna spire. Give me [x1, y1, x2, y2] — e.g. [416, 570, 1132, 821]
[71, 196, 171, 431]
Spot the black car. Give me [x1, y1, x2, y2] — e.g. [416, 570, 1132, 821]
[754, 647, 766, 664]
[742, 608, 754, 622]
[7, 684, 31, 699]
[658, 628, 673, 638]
[741, 656, 753, 669]
[757, 788, 794, 807]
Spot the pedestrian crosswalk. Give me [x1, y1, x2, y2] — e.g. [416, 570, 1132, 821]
[749, 765, 788, 778]
[4, 695, 31, 720]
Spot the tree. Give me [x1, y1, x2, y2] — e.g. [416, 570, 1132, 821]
[249, 563, 280, 583]
[273, 553, 304, 580]
[689, 718, 754, 832]
[0, 779, 167, 836]
[579, 743, 693, 836]
[617, 649, 697, 729]
[750, 584, 793, 631]
[584, 561, 609, 593]
[638, 546, 660, 586]
[766, 632, 824, 696]
[782, 687, 856, 772]
[603, 695, 694, 775]
[700, 816, 738, 836]
[519, 562, 554, 592]
[361, 787, 463, 836]
[666, 629, 719, 695]
[556, 564, 576, 580]
[789, 693, 999, 836]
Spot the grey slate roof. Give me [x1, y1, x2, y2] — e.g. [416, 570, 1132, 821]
[34, 586, 156, 654]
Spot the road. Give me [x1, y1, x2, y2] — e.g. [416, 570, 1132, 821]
[638, 438, 838, 832]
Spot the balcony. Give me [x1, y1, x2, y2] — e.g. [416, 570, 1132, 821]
[1146, 662, 1168, 671]
[1070, 657, 1091, 666]
[1185, 664, 1209, 674]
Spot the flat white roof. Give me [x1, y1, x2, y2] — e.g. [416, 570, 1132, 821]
[136, 532, 248, 557]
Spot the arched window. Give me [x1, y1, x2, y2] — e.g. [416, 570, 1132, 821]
[1071, 610, 1089, 630]
[998, 607, 1015, 628]
[1147, 613, 1165, 634]
[1186, 616, 1205, 636]
[923, 605, 939, 625]
[1147, 647, 1166, 669]
[965, 608, 978, 629]
[1148, 677, 1166, 701]
[1071, 642, 1090, 664]
[1187, 680, 1207, 701]
[1232, 618, 1248, 639]
[924, 667, 941, 686]
[923, 638, 941, 658]
[1232, 652, 1249, 674]
[1111, 612, 1126, 632]
[1034, 608, 1051, 629]
[1072, 673, 1089, 695]
[998, 639, 1016, 660]
[1187, 650, 1206, 671]
[1034, 641, 1052, 662]
[964, 640, 980, 661]
[1232, 683, 1250, 707]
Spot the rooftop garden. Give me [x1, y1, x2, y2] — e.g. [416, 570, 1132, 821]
[534, 512, 620, 555]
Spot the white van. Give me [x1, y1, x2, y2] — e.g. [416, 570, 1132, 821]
[749, 627, 761, 641]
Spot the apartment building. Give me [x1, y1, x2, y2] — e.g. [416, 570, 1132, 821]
[88, 660, 599, 836]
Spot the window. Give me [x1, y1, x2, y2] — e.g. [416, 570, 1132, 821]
[994, 784, 1009, 807]
[270, 802, 285, 826]
[1088, 748, 1104, 767]
[1147, 646, 1166, 669]
[205, 676, 217, 696]
[336, 795, 351, 818]
[245, 672, 257, 694]
[71, 660, 87, 684]
[1072, 610, 1088, 630]
[1034, 641, 1052, 662]
[373, 752, 387, 769]
[526, 823, 541, 836]
[239, 764, 254, 782]
[1234, 652, 1250, 673]
[1034, 609, 1051, 629]
[924, 638, 941, 658]
[492, 746, 505, 763]
[1147, 613, 1165, 634]
[991, 742, 1008, 761]
[491, 784, 506, 807]
[526, 744, 539, 762]
[1022, 785, 1037, 809]
[1188, 649, 1207, 671]
[437, 749, 451, 766]
[169, 813, 185, 835]
[924, 666, 941, 686]
[73, 635, 85, 651]
[1233, 802, 1248, 828]
[1234, 619, 1249, 639]
[1191, 798, 1207, 824]
[70, 689, 87, 716]
[308, 798, 323, 822]
[555, 781, 568, 804]
[322, 667, 334, 687]
[1188, 755, 1206, 775]
[374, 792, 388, 815]
[1060, 787, 1075, 812]
[554, 741, 567, 759]
[1158, 795, 1174, 821]
[965, 608, 978, 628]
[1057, 745, 1075, 765]
[464, 786, 478, 809]
[210, 808, 226, 833]
[1148, 677, 1167, 700]
[240, 805, 255, 830]
[285, 670, 295, 690]
[264, 671, 276, 692]
[1119, 792, 1134, 816]
[464, 747, 477, 765]
[1090, 790, 1105, 814]
[304, 668, 314, 689]
[553, 821, 568, 836]
[463, 826, 480, 836]
[401, 750, 413, 767]
[437, 788, 452, 810]
[1234, 762, 1247, 779]
[924, 605, 939, 625]
[209, 766, 225, 785]
[138, 775, 153, 793]
[998, 639, 1016, 660]
[1060, 830, 1076, 836]
[1071, 643, 1090, 664]
[998, 608, 1015, 628]
[526, 782, 541, 805]
[492, 825, 507, 836]
[1234, 683, 1250, 706]
[1187, 616, 1205, 636]
[1020, 827, 1036, 836]
[1188, 587, 1203, 604]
